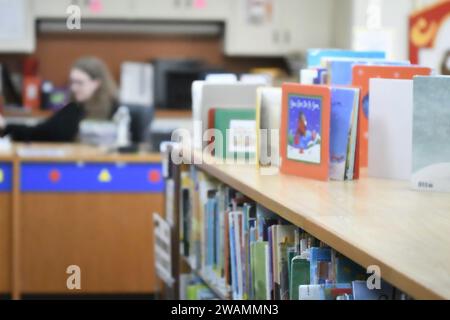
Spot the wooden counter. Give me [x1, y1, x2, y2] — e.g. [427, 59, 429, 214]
[187, 149, 450, 300]
[0, 143, 164, 299]
[0, 151, 13, 296]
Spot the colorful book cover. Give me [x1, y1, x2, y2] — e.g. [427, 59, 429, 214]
[289, 257, 310, 300]
[280, 83, 331, 181]
[329, 87, 360, 181]
[327, 59, 410, 86]
[310, 247, 332, 285]
[334, 253, 366, 283]
[307, 49, 386, 68]
[214, 108, 257, 161]
[351, 65, 432, 167]
[299, 283, 352, 300]
[271, 225, 297, 300]
[352, 280, 394, 300]
[251, 241, 270, 300]
[412, 76, 450, 192]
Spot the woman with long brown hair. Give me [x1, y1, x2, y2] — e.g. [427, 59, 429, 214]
[0, 56, 118, 142]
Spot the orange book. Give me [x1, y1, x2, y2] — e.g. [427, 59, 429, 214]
[280, 83, 331, 181]
[352, 65, 432, 167]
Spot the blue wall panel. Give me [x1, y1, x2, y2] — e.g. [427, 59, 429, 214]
[21, 162, 164, 193]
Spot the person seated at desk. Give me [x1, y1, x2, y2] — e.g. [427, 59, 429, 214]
[0, 56, 118, 142]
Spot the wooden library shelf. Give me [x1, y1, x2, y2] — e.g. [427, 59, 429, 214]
[182, 149, 450, 300]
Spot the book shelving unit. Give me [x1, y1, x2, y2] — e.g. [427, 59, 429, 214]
[160, 147, 450, 300]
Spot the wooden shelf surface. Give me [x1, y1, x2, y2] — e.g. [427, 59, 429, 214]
[185, 149, 450, 300]
[4, 143, 161, 163]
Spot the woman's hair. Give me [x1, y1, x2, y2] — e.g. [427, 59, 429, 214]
[71, 56, 118, 119]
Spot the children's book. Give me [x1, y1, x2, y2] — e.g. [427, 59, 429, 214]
[307, 49, 386, 68]
[299, 283, 352, 300]
[289, 257, 310, 300]
[368, 79, 414, 180]
[256, 87, 282, 169]
[214, 108, 257, 161]
[329, 87, 360, 181]
[251, 241, 270, 300]
[351, 65, 432, 167]
[309, 247, 332, 285]
[281, 83, 360, 181]
[269, 225, 297, 300]
[352, 280, 395, 300]
[412, 76, 450, 192]
[332, 252, 366, 284]
[194, 83, 260, 150]
[280, 84, 331, 181]
[327, 59, 410, 86]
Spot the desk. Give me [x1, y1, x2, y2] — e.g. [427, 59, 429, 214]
[1, 144, 164, 299]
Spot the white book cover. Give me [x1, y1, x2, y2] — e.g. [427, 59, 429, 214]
[256, 87, 282, 170]
[368, 79, 413, 181]
[299, 285, 322, 300]
[412, 76, 450, 192]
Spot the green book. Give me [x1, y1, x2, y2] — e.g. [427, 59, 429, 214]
[251, 241, 269, 300]
[286, 247, 297, 298]
[289, 257, 310, 300]
[214, 108, 257, 160]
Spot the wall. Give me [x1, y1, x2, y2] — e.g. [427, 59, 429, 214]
[350, 0, 441, 61]
[1, 33, 287, 87]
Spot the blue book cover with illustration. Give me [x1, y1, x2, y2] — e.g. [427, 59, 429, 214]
[329, 88, 359, 181]
[309, 247, 332, 285]
[286, 95, 323, 165]
[307, 49, 386, 68]
[412, 76, 450, 192]
[328, 59, 410, 85]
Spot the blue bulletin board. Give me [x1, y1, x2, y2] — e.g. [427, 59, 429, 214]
[20, 162, 164, 193]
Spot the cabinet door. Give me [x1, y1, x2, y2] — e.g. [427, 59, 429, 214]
[133, 0, 229, 21]
[33, 0, 72, 18]
[0, 0, 35, 53]
[182, 0, 230, 20]
[34, 0, 132, 19]
[282, 0, 334, 53]
[225, 0, 286, 56]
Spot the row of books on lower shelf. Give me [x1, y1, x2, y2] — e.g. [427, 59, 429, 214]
[179, 167, 410, 301]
